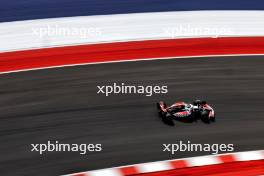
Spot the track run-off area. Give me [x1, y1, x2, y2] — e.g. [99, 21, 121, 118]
[0, 55, 263, 175]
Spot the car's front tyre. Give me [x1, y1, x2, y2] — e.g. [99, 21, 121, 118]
[210, 115, 216, 122]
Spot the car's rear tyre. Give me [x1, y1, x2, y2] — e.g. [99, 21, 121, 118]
[161, 113, 174, 126]
[193, 100, 201, 106]
[193, 100, 207, 106]
[201, 110, 210, 123]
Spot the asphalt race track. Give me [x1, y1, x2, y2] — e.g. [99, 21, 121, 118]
[0, 56, 263, 176]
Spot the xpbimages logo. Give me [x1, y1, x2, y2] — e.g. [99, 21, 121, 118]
[163, 141, 234, 155]
[97, 82, 168, 96]
[30, 141, 102, 155]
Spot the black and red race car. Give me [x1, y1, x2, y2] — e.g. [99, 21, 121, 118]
[157, 100, 215, 124]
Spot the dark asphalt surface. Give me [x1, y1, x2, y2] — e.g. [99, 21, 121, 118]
[0, 56, 263, 176]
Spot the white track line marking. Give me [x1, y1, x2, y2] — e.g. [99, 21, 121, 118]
[88, 169, 123, 176]
[1, 54, 264, 75]
[186, 156, 221, 167]
[234, 150, 264, 161]
[136, 161, 173, 173]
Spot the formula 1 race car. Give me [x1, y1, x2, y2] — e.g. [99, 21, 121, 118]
[157, 100, 215, 124]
